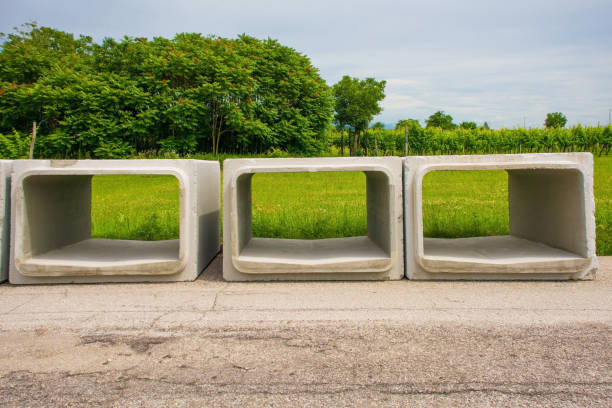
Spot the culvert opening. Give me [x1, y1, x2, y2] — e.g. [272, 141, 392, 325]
[233, 170, 393, 273]
[19, 173, 182, 276]
[422, 170, 509, 239]
[419, 168, 589, 273]
[251, 171, 367, 240]
[91, 174, 179, 241]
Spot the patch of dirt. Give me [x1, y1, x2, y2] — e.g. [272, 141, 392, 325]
[80, 334, 170, 353]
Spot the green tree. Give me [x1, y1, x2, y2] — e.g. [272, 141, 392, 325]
[332, 76, 386, 155]
[0, 22, 92, 84]
[545, 112, 567, 129]
[370, 121, 385, 130]
[395, 119, 420, 130]
[426, 111, 456, 130]
[0, 24, 334, 157]
[599, 126, 612, 156]
[459, 121, 477, 130]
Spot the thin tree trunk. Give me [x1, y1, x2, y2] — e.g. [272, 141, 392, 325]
[215, 115, 224, 155]
[211, 104, 217, 154]
[340, 128, 344, 156]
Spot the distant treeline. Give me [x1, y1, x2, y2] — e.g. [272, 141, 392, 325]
[326, 125, 612, 157]
[0, 23, 333, 158]
[2, 24, 610, 160]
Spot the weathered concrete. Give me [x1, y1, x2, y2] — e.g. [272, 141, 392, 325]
[0, 253, 610, 329]
[404, 153, 597, 280]
[0, 160, 11, 282]
[9, 159, 220, 284]
[0, 255, 610, 406]
[0, 324, 610, 407]
[222, 157, 404, 281]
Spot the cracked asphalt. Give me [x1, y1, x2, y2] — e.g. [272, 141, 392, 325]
[0, 255, 610, 407]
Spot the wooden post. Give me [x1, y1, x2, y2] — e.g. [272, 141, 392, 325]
[29, 121, 37, 159]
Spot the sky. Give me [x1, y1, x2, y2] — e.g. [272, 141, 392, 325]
[2, 0, 611, 129]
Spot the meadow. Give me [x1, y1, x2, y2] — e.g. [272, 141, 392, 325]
[90, 155, 612, 256]
[91, 174, 180, 241]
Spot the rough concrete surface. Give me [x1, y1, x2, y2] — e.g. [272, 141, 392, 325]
[0, 255, 610, 407]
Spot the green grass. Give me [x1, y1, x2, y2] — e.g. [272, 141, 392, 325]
[251, 172, 367, 239]
[91, 175, 179, 240]
[88, 156, 612, 255]
[594, 156, 612, 255]
[422, 170, 509, 238]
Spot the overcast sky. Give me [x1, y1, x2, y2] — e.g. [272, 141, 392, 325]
[2, 0, 611, 128]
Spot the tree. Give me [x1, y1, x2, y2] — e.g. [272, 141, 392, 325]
[0, 22, 92, 84]
[332, 76, 386, 155]
[459, 121, 477, 130]
[0, 24, 335, 157]
[370, 121, 385, 130]
[481, 121, 490, 130]
[599, 125, 612, 156]
[426, 111, 455, 130]
[395, 119, 420, 130]
[545, 112, 567, 129]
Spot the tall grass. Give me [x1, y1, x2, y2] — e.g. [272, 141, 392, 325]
[251, 172, 367, 239]
[594, 156, 612, 255]
[422, 170, 509, 238]
[90, 175, 179, 241]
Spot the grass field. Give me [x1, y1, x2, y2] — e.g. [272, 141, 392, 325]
[422, 170, 509, 238]
[251, 172, 367, 239]
[90, 156, 612, 255]
[91, 175, 180, 241]
[594, 156, 612, 255]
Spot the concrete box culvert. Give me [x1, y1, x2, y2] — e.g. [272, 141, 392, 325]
[222, 157, 404, 281]
[404, 153, 597, 280]
[0, 160, 12, 282]
[9, 159, 220, 284]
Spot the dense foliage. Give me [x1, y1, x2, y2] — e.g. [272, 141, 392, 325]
[0, 23, 334, 158]
[327, 125, 612, 156]
[2, 24, 607, 160]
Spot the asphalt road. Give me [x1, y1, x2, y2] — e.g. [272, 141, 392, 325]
[0, 256, 610, 407]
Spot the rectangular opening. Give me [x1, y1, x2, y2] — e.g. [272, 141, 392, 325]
[422, 170, 509, 238]
[232, 169, 393, 274]
[419, 168, 590, 274]
[91, 175, 180, 241]
[251, 172, 367, 239]
[17, 173, 183, 276]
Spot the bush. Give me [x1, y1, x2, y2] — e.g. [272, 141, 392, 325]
[0, 130, 30, 159]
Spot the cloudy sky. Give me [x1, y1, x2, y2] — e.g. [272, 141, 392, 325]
[2, 0, 611, 128]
